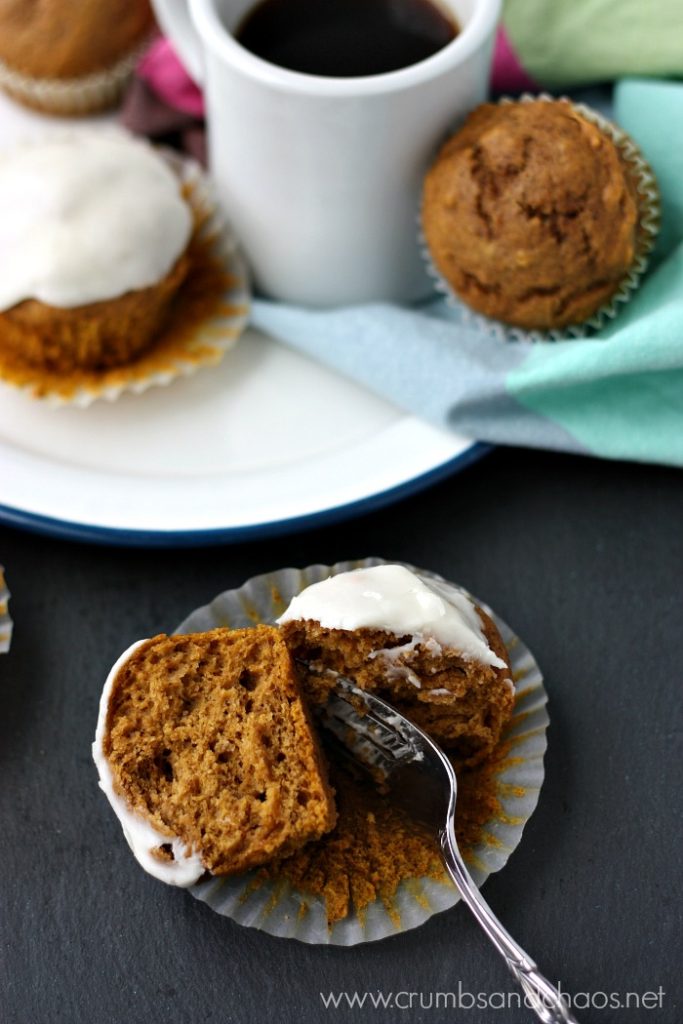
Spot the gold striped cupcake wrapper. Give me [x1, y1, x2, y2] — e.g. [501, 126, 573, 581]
[0, 566, 12, 654]
[0, 36, 153, 116]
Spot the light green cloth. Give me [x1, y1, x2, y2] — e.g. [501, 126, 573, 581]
[504, 0, 683, 87]
[507, 79, 683, 463]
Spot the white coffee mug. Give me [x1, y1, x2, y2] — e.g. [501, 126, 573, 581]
[152, 0, 501, 306]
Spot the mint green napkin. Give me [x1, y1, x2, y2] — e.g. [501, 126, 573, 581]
[252, 80, 683, 467]
[503, 0, 683, 88]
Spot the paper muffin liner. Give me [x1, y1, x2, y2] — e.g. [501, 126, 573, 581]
[0, 566, 12, 654]
[175, 557, 549, 946]
[0, 37, 152, 116]
[421, 93, 660, 343]
[0, 140, 250, 407]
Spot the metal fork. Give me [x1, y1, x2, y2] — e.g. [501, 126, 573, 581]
[320, 676, 578, 1024]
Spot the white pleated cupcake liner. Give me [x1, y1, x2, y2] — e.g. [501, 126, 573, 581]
[421, 93, 660, 343]
[0, 37, 152, 116]
[0, 566, 12, 654]
[0, 137, 250, 407]
[176, 557, 549, 946]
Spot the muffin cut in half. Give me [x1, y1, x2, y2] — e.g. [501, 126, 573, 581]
[278, 564, 515, 768]
[93, 625, 336, 885]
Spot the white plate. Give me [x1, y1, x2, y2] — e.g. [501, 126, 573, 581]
[0, 94, 483, 545]
[0, 328, 484, 543]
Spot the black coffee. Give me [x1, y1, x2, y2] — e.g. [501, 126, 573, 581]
[235, 0, 458, 78]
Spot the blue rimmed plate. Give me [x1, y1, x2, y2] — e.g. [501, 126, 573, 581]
[0, 326, 487, 546]
[0, 93, 485, 547]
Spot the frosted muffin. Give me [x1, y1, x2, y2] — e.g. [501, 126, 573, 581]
[93, 626, 336, 884]
[0, 0, 154, 115]
[0, 132, 194, 372]
[422, 99, 649, 331]
[278, 564, 514, 768]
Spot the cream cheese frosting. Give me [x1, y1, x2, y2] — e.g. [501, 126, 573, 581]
[92, 639, 205, 887]
[277, 564, 506, 669]
[0, 131, 193, 311]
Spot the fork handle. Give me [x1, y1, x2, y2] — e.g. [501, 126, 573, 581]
[441, 825, 579, 1024]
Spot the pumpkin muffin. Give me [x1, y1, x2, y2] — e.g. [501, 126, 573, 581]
[422, 99, 647, 331]
[0, 0, 155, 115]
[278, 564, 515, 769]
[0, 132, 194, 372]
[93, 626, 337, 885]
[92, 565, 521, 925]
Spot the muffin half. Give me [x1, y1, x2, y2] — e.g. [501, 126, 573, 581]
[93, 626, 337, 884]
[278, 564, 515, 768]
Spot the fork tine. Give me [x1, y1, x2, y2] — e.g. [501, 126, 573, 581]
[333, 677, 430, 739]
[316, 675, 451, 779]
[321, 703, 417, 780]
[326, 730, 399, 782]
[329, 676, 443, 752]
[314, 674, 456, 831]
[326, 696, 405, 744]
[324, 706, 395, 754]
[325, 688, 416, 751]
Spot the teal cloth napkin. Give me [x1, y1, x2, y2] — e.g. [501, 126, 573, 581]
[251, 79, 683, 467]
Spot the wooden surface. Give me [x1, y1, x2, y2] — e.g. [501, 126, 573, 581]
[1, 447, 680, 1024]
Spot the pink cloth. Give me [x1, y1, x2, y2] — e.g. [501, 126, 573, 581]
[138, 38, 205, 118]
[491, 25, 539, 94]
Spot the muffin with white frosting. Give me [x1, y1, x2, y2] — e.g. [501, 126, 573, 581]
[92, 564, 519, 914]
[279, 564, 514, 768]
[93, 625, 336, 886]
[0, 131, 194, 372]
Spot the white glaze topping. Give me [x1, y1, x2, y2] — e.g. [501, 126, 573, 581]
[0, 131, 193, 311]
[277, 564, 506, 669]
[92, 639, 205, 887]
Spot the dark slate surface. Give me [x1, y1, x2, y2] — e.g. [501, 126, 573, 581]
[0, 448, 681, 1024]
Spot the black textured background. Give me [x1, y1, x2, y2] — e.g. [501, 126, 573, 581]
[1, 448, 681, 1024]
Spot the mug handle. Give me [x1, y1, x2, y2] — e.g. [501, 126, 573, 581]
[150, 0, 205, 84]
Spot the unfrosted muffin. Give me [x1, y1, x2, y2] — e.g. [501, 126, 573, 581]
[0, 132, 193, 372]
[422, 99, 646, 331]
[0, 0, 154, 115]
[93, 626, 337, 885]
[278, 564, 515, 768]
